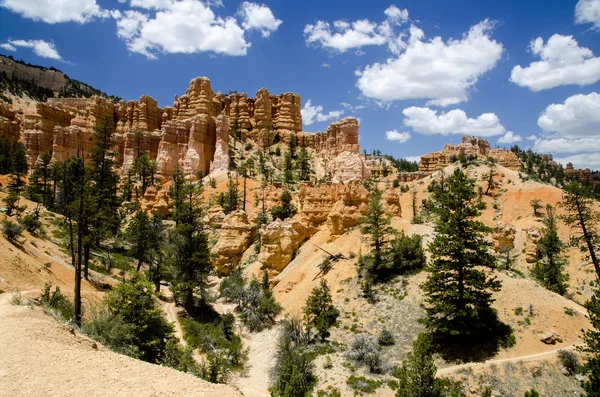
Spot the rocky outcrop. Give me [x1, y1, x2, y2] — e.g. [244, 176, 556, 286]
[17, 76, 369, 185]
[326, 180, 369, 235]
[212, 211, 256, 273]
[493, 222, 516, 252]
[205, 206, 226, 229]
[258, 218, 315, 273]
[298, 183, 339, 225]
[209, 114, 229, 173]
[565, 162, 592, 183]
[419, 136, 521, 173]
[382, 188, 402, 217]
[525, 227, 541, 263]
[298, 180, 375, 232]
[0, 99, 20, 142]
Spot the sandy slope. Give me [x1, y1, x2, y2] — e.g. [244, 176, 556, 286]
[0, 292, 242, 397]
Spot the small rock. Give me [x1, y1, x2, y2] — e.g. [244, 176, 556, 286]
[575, 374, 586, 382]
[530, 366, 542, 378]
[91, 342, 98, 350]
[560, 366, 570, 376]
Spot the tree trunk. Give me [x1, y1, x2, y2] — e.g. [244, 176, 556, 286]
[83, 242, 91, 280]
[243, 176, 247, 211]
[579, 207, 600, 280]
[184, 289, 194, 313]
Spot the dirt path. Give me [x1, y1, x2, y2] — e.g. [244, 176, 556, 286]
[231, 326, 279, 397]
[159, 286, 187, 346]
[437, 344, 577, 376]
[0, 291, 242, 397]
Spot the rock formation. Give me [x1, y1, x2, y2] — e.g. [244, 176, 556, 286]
[0, 99, 20, 142]
[525, 227, 541, 263]
[258, 218, 315, 273]
[419, 136, 521, 173]
[564, 162, 592, 183]
[211, 211, 256, 273]
[17, 76, 368, 183]
[493, 222, 516, 252]
[298, 180, 377, 234]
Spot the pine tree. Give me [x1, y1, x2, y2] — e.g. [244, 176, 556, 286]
[422, 168, 501, 344]
[560, 181, 600, 280]
[10, 142, 28, 195]
[289, 134, 297, 159]
[283, 150, 294, 185]
[296, 147, 313, 182]
[169, 166, 186, 225]
[531, 204, 568, 295]
[395, 334, 445, 397]
[360, 189, 394, 274]
[133, 152, 154, 196]
[530, 199, 542, 217]
[126, 209, 154, 272]
[271, 190, 296, 221]
[578, 288, 600, 397]
[168, 180, 211, 313]
[303, 279, 339, 341]
[483, 160, 497, 196]
[86, 115, 121, 279]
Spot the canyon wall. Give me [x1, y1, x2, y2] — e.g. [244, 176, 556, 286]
[17, 76, 367, 182]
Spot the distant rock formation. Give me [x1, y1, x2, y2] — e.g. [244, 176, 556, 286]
[419, 136, 521, 173]
[0, 99, 20, 141]
[18, 76, 368, 182]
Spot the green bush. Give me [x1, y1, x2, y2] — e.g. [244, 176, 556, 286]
[346, 335, 387, 374]
[82, 307, 140, 358]
[2, 219, 24, 244]
[377, 329, 395, 346]
[271, 190, 296, 221]
[104, 273, 173, 362]
[20, 214, 42, 234]
[304, 280, 339, 341]
[557, 349, 579, 375]
[162, 338, 201, 375]
[346, 375, 382, 394]
[270, 318, 316, 397]
[40, 282, 73, 321]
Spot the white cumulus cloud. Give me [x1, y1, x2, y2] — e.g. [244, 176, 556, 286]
[537, 92, 600, 138]
[497, 131, 522, 144]
[575, 0, 600, 30]
[2, 39, 63, 60]
[385, 130, 411, 143]
[405, 155, 421, 163]
[0, 43, 16, 52]
[239, 2, 282, 38]
[301, 100, 344, 126]
[356, 19, 503, 106]
[402, 107, 505, 137]
[554, 153, 600, 170]
[115, 0, 281, 59]
[510, 34, 600, 91]
[0, 0, 108, 24]
[303, 5, 409, 53]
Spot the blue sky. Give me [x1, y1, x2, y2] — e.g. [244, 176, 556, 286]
[1, 0, 600, 169]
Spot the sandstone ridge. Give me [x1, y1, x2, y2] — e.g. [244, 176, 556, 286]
[16, 76, 368, 182]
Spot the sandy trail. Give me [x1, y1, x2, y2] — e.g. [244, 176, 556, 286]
[437, 345, 577, 376]
[0, 291, 242, 397]
[232, 326, 279, 397]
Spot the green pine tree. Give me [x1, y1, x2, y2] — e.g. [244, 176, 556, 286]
[395, 334, 444, 397]
[283, 150, 295, 185]
[560, 181, 600, 280]
[10, 142, 28, 195]
[578, 288, 600, 397]
[168, 180, 211, 313]
[303, 279, 339, 341]
[360, 189, 394, 275]
[296, 147, 313, 182]
[422, 168, 502, 349]
[531, 204, 568, 295]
